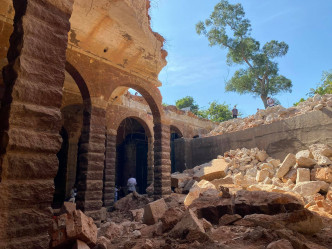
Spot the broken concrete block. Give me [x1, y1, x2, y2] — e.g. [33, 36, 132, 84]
[193, 159, 229, 181]
[315, 167, 332, 183]
[296, 150, 316, 167]
[296, 168, 310, 183]
[276, 154, 296, 178]
[143, 198, 167, 225]
[219, 214, 242, 226]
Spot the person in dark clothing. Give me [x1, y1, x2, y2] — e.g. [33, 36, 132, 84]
[232, 105, 238, 118]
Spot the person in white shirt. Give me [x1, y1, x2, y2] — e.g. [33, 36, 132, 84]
[127, 174, 137, 194]
[266, 97, 275, 107]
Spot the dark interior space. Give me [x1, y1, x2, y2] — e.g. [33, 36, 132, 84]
[170, 126, 183, 173]
[116, 118, 148, 197]
[52, 127, 69, 209]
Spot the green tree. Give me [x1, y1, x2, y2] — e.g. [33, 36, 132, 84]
[200, 101, 233, 122]
[308, 70, 332, 96]
[196, 0, 292, 108]
[175, 96, 199, 114]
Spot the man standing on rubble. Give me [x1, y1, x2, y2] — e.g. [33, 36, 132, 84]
[232, 105, 238, 118]
[127, 174, 137, 194]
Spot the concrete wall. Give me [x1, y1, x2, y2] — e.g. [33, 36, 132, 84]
[174, 107, 332, 171]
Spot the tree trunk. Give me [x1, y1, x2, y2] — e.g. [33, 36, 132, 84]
[261, 94, 268, 109]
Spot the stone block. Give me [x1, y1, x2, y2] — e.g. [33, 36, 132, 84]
[169, 209, 207, 242]
[160, 207, 184, 232]
[219, 214, 242, 226]
[60, 202, 76, 215]
[256, 151, 269, 162]
[256, 169, 270, 182]
[143, 198, 167, 225]
[315, 167, 332, 183]
[184, 180, 216, 207]
[276, 154, 296, 178]
[293, 181, 329, 197]
[171, 173, 192, 188]
[282, 168, 297, 183]
[100, 207, 107, 222]
[72, 240, 90, 249]
[296, 150, 316, 167]
[193, 159, 229, 181]
[296, 168, 310, 183]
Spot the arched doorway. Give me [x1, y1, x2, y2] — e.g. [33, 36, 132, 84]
[115, 117, 151, 196]
[170, 126, 183, 173]
[52, 63, 87, 210]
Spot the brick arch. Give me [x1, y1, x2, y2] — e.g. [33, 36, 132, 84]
[170, 125, 183, 138]
[114, 116, 153, 139]
[105, 84, 171, 200]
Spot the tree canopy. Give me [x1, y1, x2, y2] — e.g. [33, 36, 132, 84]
[175, 96, 199, 114]
[199, 101, 233, 122]
[196, 0, 292, 108]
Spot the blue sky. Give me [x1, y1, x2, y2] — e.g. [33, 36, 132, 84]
[149, 0, 332, 117]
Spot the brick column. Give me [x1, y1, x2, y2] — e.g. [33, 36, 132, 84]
[147, 136, 154, 185]
[103, 131, 116, 208]
[153, 123, 172, 198]
[75, 106, 106, 224]
[0, 0, 73, 248]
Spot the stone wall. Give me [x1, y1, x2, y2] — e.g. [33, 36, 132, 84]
[174, 107, 332, 171]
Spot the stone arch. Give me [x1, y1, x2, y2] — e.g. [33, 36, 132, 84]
[105, 83, 171, 202]
[170, 125, 183, 138]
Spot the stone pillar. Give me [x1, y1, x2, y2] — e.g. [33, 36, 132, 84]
[0, 0, 73, 248]
[65, 137, 80, 196]
[103, 130, 116, 208]
[76, 106, 106, 224]
[153, 123, 172, 198]
[147, 136, 154, 185]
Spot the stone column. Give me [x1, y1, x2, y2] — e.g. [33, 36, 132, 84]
[65, 136, 80, 196]
[103, 130, 116, 208]
[147, 136, 154, 185]
[153, 123, 172, 198]
[75, 105, 106, 224]
[0, 0, 73, 248]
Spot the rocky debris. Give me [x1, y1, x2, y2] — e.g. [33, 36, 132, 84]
[92, 144, 331, 249]
[267, 239, 294, 249]
[114, 192, 150, 213]
[143, 198, 168, 225]
[192, 158, 229, 181]
[50, 210, 97, 249]
[60, 202, 77, 215]
[205, 94, 332, 137]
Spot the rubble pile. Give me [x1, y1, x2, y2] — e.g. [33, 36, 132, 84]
[205, 94, 332, 137]
[172, 144, 332, 217]
[89, 144, 332, 249]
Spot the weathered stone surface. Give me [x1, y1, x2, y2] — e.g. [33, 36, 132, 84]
[219, 214, 242, 226]
[160, 207, 184, 232]
[282, 168, 297, 183]
[256, 169, 270, 182]
[266, 239, 294, 249]
[243, 209, 322, 234]
[315, 167, 332, 183]
[114, 193, 150, 213]
[143, 198, 168, 225]
[293, 181, 329, 196]
[60, 202, 76, 215]
[193, 159, 229, 181]
[256, 151, 269, 162]
[72, 239, 90, 249]
[296, 168, 310, 183]
[184, 180, 216, 207]
[169, 209, 208, 242]
[171, 173, 192, 188]
[50, 210, 97, 248]
[296, 150, 316, 167]
[276, 154, 296, 178]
